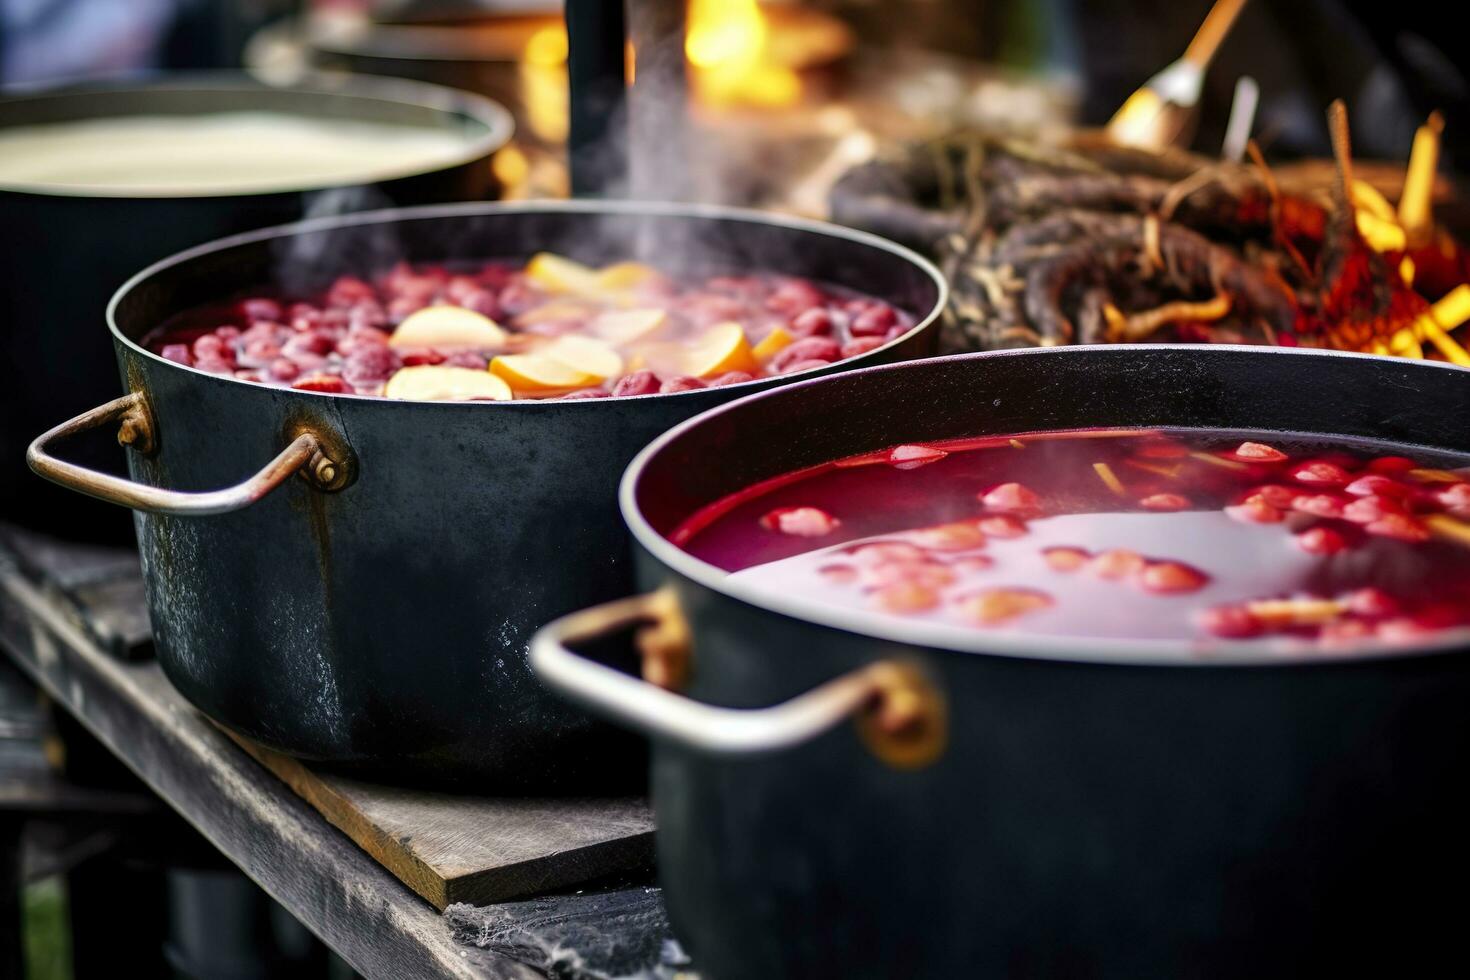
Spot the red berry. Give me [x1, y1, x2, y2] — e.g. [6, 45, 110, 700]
[850, 304, 898, 336]
[1342, 495, 1405, 524]
[1043, 546, 1091, 572]
[660, 375, 707, 394]
[1346, 588, 1399, 618]
[709, 370, 755, 386]
[1365, 514, 1429, 542]
[291, 375, 350, 393]
[160, 343, 192, 366]
[1090, 549, 1147, 580]
[771, 337, 842, 371]
[1244, 485, 1298, 508]
[1292, 494, 1345, 519]
[760, 506, 840, 537]
[1226, 500, 1285, 524]
[1367, 456, 1417, 475]
[840, 336, 886, 359]
[1139, 561, 1208, 593]
[789, 308, 833, 336]
[1233, 441, 1287, 462]
[613, 370, 662, 397]
[1290, 461, 1350, 486]
[1344, 475, 1411, 499]
[779, 358, 833, 375]
[1295, 527, 1346, 555]
[1198, 606, 1264, 638]
[1140, 493, 1190, 511]
[888, 445, 948, 470]
[977, 515, 1027, 538]
[981, 482, 1040, 512]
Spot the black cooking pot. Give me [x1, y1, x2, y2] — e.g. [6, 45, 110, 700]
[27, 201, 945, 787]
[532, 346, 1470, 978]
[0, 72, 511, 543]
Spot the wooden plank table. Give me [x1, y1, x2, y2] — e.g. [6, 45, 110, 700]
[0, 547, 662, 980]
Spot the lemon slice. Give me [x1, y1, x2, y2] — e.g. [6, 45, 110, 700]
[383, 365, 512, 401]
[543, 335, 623, 379]
[595, 261, 658, 289]
[490, 353, 599, 392]
[525, 252, 603, 295]
[591, 309, 668, 345]
[683, 322, 758, 378]
[752, 325, 794, 361]
[389, 306, 507, 349]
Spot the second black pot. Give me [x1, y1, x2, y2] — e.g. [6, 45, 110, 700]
[1, 72, 511, 542]
[534, 346, 1470, 977]
[28, 200, 945, 787]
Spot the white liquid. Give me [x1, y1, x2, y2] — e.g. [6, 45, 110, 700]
[0, 112, 479, 195]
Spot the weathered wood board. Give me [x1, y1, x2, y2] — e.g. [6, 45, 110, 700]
[228, 734, 656, 910]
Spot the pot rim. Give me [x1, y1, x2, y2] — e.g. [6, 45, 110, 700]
[0, 70, 513, 200]
[105, 198, 949, 406]
[620, 344, 1470, 669]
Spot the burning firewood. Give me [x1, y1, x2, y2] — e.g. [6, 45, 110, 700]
[830, 106, 1470, 363]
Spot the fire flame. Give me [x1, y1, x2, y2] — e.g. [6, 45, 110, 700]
[686, 0, 801, 108]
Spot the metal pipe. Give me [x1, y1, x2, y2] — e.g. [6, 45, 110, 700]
[565, 0, 629, 196]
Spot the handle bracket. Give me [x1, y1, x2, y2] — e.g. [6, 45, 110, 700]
[530, 589, 947, 767]
[28, 392, 354, 515]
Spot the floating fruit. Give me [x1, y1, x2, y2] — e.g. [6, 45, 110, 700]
[591, 308, 668, 345]
[489, 353, 598, 392]
[388, 305, 507, 349]
[383, 365, 512, 401]
[760, 506, 840, 536]
[542, 335, 623, 379]
[957, 588, 1053, 625]
[752, 326, 795, 361]
[524, 252, 603, 294]
[683, 322, 759, 378]
[595, 261, 658, 289]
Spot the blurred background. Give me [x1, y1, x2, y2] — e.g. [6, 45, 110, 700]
[2, 2, 1466, 978]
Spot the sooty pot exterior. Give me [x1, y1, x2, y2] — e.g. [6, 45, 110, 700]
[0, 74, 509, 544]
[612, 348, 1470, 977]
[55, 202, 943, 786]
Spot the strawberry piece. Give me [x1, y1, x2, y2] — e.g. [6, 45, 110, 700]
[1365, 514, 1429, 542]
[1295, 527, 1347, 555]
[760, 506, 840, 537]
[1290, 461, 1351, 487]
[1292, 494, 1345, 519]
[888, 444, 949, 470]
[1140, 493, 1190, 511]
[1233, 441, 1288, 462]
[977, 515, 1028, 538]
[1226, 499, 1285, 524]
[1089, 549, 1147, 580]
[1042, 547, 1090, 572]
[1139, 561, 1208, 593]
[980, 482, 1040, 512]
[1198, 606, 1264, 638]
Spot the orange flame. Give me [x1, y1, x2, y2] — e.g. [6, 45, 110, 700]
[686, 0, 801, 108]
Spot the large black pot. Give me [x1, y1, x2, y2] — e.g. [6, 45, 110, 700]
[28, 201, 945, 787]
[1, 72, 512, 543]
[533, 346, 1470, 977]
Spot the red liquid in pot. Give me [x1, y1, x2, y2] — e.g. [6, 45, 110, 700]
[142, 256, 914, 400]
[673, 429, 1470, 650]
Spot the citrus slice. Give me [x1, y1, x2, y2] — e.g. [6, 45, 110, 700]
[525, 252, 603, 295]
[595, 261, 658, 289]
[543, 335, 623, 379]
[383, 365, 512, 401]
[591, 308, 668, 345]
[490, 353, 599, 392]
[682, 322, 758, 378]
[752, 325, 794, 361]
[388, 306, 508, 349]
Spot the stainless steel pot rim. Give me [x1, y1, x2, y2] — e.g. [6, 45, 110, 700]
[0, 70, 513, 199]
[620, 344, 1470, 669]
[106, 198, 949, 406]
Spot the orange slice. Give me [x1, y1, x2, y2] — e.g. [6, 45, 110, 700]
[682, 322, 758, 378]
[752, 325, 794, 361]
[525, 252, 603, 295]
[591, 309, 668, 346]
[389, 306, 507, 349]
[490, 353, 598, 392]
[543, 335, 623, 379]
[383, 365, 512, 402]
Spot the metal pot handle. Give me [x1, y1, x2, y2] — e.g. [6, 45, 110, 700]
[27, 392, 354, 516]
[530, 589, 946, 766]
